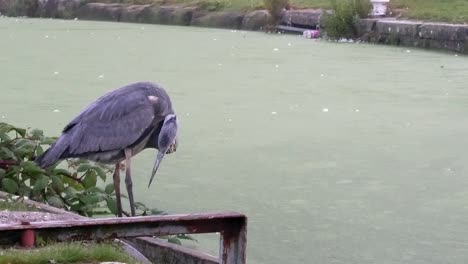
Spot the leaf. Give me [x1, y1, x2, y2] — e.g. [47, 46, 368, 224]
[30, 129, 44, 140]
[0, 132, 11, 142]
[40, 137, 56, 145]
[1, 178, 19, 193]
[64, 186, 77, 199]
[82, 170, 97, 189]
[36, 145, 44, 156]
[47, 195, 65, 208]
[167, 237, 182, 245]
[93, 166, 107, 181]
[0, 147, 17, 160]
[80, 193, 104, 204]
[77, 163, 92, 173]
[12, 127, 26, 138]
[105, 197, 118, 215]
[50, 175, 64, 192]
[21, 161, 45, 175]
[33, 175, 50, 194]
[18, 184, 32, 196]
[104, 183, 114, 194]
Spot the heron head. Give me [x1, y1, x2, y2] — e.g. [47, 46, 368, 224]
[148, 114, 178, 188]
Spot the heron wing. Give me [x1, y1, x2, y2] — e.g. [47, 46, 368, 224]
[64, 85, 166, 155]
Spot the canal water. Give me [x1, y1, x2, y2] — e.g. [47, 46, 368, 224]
[1, 17, 468, 264]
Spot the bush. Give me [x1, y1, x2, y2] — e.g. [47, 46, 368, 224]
[263, 0, 289, 24]
[322, 0, 371, 39]
[0, 122, 152, 217]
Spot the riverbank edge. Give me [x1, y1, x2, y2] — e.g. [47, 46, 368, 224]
[0, 1, 466, 54]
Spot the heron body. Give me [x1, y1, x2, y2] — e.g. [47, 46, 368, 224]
[36, 82, 179, 217]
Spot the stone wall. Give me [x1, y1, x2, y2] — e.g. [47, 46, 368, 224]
[357, 18, 467, 54]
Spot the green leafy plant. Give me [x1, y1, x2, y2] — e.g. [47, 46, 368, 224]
[322, 0, 371, 39]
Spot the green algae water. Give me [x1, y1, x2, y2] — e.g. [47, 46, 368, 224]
[1, 17, 468, 264]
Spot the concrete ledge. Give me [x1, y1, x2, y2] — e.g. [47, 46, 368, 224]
[357, 18, 468, 54]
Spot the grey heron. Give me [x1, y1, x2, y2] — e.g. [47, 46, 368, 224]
[35, 82, 179, 217]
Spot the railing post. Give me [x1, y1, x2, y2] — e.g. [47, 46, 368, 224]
[219, 218, 247, 264]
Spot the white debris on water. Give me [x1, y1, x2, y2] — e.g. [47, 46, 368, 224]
[322, 108, 329, 112]
[228, 118, 232, 122]
[218, 63, 223, 66]
[98, 74, 104, 78]
[355, 109, 360, 112]
[141, 26, 145, 30]
[320, 74, 325, 77]
[287, 43, 292, 46]
[1, 116, 5, 119]
[273, 48, 279, 51]
[53, 109, 60, 113]
[213, 38, 217, 41]
[406, 49, 411, 53]
[271, 111, 277, 115]
[275, 64, 280, 68]
[53, 71, 59, 75]
[230, 30, 237, 33]
[74, 17, 78, 20]
[455, 54, 458, 57]
[44, 35, 49, 38]
[186, 113, 190, 116]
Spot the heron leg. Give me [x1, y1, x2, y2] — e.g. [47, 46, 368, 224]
[113, 163, 123, 217]
[124, 149, 136, 217]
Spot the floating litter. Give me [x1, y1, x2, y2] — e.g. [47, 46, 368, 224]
[44, 35, 49, 38]
[53, 109, 60, 113]
[287, 43, 292, 46]
[275, 65, 279, 68]
[218, 63, 222, 66]
[53, 71, 59, 75]
[213, 38, 217, 41]
[322, 108, 329, 112]
[186, 113, 190, 116]
[271, 111, 277, 115]
[228, 118, 232, 122]
[273, 48, 279, 51]
[455, 54, 458, 57]
[141, 27, 145, 30]
[1, 116, 5, 119]
[320, 74, 324, 77]
[355, 109, 360, 112]
[98, 74, 104, 78]
[406, 49, 411, 53]
[74, 17, 78, 20]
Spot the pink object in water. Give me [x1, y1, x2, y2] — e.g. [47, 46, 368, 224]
[303, 30, 320, 39]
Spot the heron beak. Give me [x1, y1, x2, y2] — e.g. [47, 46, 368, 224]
[148, 150, 165, 188]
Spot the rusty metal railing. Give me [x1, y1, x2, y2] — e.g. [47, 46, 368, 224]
[0, 212, 247, 264]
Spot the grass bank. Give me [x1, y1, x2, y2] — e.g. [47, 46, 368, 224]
[0, 242, 141, 264]
[102, 0, 468, 23]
